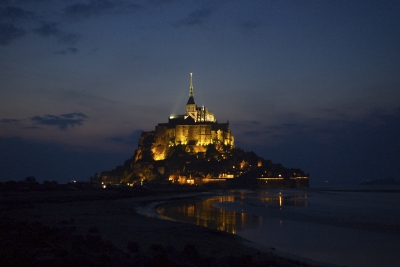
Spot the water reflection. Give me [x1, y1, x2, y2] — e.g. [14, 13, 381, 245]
[157, 192, 309, 234]
[258, 193, 309, 208]
[157, 195, 257, 234]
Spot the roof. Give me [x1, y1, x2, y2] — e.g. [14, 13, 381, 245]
[187, 96, 195, 105]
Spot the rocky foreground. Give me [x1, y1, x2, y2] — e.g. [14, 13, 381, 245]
[0, 188, 321, 267]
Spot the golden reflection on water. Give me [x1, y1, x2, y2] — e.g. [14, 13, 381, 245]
[157, 196, 255, 234]
[156, 193, 309, 234]
[258, 193, 309, 208]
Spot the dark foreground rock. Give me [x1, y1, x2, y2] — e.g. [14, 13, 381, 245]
[0, 190, 321, 267]
[0, 218, 317, 267]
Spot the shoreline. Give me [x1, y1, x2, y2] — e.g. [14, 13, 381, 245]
[139, 193, 340, 267]
[1, 189, 327, 266]
[153, 188, 400, 267]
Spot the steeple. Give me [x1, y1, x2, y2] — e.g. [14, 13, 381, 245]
[189, 72, 194, 97]
[186, 72, 196, 120]
[187, 72, 195, 105]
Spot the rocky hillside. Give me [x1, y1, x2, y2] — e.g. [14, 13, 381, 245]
[92, 131, 309, 188]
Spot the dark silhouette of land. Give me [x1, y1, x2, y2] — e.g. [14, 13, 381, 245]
[95, 141, 309, 188]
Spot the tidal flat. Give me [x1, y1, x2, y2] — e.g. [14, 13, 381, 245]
[156, 188, 400, 267]
[1, 188, 323, 267]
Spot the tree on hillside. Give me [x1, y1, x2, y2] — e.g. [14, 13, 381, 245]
[205, 144, 219, 161]
[165, 145, 190, 169]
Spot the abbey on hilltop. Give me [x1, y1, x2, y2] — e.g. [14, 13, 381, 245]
[152, 73, 234, 160]
[92, 73, 309, 188]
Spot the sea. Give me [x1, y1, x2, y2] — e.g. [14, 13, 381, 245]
[155, 186, 400, 267]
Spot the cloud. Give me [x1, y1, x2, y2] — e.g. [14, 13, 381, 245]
[63, 0, 143, 19]
[240, 19, 263, 30]
[173, 7, 214, 27]
[58, 33, 80, 45]
[33, 21, 80, 47]
[0, 23, 25, 45]
[1, 113, 87, 130]
[0, 6, 34, 20]
[63, 0, 117, 19]
[147, 0, 177, 5]
[30, 112, 87, 130]
[109, 129, 143, 145]
[243, 130, 262, 137]
[23, 126, 40, 130]
[60, 112, 87, 119]
[244, 108, 400, 146]
[33, 21, 60, 37]
[0, 136, 133, 183]
[266, 123, 309, 132]
[1, 118, 21, 124]
[55, 47, 79, 55]
[3, 0, 47, 4]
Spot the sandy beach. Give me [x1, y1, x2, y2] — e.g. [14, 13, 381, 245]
[1, 188, 324, 266]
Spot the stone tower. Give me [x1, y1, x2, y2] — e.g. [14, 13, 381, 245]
[186, 73, 197, 121]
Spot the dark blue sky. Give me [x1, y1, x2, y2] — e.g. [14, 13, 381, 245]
[1, 0, 399, 186]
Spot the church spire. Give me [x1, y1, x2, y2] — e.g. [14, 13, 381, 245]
[189, 72, 194, 97]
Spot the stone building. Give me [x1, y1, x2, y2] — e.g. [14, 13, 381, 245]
[152, 73, 234, 160]
[91, 74, 308, 188]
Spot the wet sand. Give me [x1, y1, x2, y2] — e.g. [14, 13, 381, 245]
[0, 189, 324, 266]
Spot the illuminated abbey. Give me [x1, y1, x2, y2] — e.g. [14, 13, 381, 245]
[152, 73, 234, 160]
[93, 73, 309, 188]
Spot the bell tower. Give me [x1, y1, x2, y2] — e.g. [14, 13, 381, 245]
[186, 73, 197, 120]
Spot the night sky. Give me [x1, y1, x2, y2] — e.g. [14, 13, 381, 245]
[1, 0, 399, 186]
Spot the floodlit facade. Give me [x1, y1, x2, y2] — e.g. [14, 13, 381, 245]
[93, 74, 309, 188]
[152, 73, 234, 160]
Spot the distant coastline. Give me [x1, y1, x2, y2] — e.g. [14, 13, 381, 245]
[359, 178, 399, 186]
